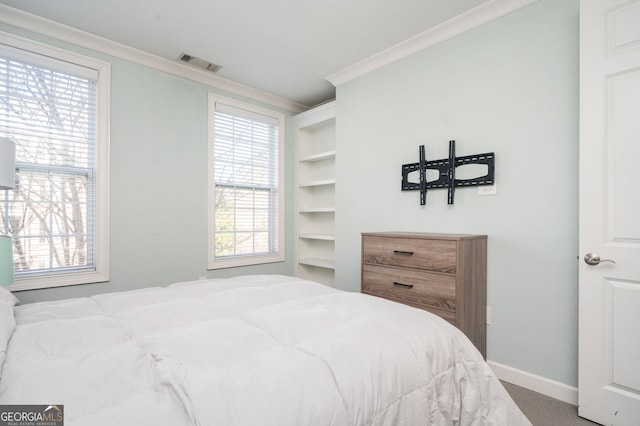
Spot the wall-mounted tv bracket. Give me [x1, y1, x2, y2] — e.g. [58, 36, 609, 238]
[401, 140, 495, 205]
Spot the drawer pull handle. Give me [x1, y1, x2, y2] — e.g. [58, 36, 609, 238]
[393, 250, 414, 256]
[393, 281, 414, 289]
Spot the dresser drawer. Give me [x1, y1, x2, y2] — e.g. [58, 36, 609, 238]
[388, 298, 457, 324]
[361, 232, 486, 358]
[362, 235, 457, 274]
[362, 263, 456, 316]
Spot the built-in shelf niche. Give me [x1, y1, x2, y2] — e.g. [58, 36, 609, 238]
[294, 101, 336, 287]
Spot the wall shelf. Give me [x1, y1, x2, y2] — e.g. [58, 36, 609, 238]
[299, 179, 336, 187]
[299, 233, 335, 241]
[300, 150, 336, 163]
[299, 257, 335, 270]
[298, 207, 335, 213]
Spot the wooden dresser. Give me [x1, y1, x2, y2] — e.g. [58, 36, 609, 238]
[361, 232, 487, 357]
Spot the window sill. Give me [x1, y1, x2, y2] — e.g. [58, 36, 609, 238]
[208, 252, 285, 270]
[8, 270, 109, 292]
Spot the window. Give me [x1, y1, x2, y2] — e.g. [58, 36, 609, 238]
[0, 34, 109, 290]
[208, 94, 284, 269]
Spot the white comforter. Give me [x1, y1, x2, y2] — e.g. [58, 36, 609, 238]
[0, 275, 530, 425]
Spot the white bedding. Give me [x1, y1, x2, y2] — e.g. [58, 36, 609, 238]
[0, 275, 530, 425]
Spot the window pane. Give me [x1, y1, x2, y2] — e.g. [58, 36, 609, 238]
[210, 98, 281, 264]
[214, 187, 235, 232]
[215, 231, 235, 257]
[254, 232, 270, 253]
[0, 47, 97, 277]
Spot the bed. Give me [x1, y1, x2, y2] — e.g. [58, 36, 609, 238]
[0, 274, 530, 425]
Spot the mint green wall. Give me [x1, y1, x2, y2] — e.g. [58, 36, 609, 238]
[334, 0, 579, 386]
[4, 0, 579, 387]
[1, 25, 297, 304]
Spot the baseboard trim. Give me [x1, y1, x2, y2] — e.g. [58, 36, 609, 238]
[488, 360, 578, 406]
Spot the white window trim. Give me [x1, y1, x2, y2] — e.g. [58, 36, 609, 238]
[1, 32, 110, 291]
[207, 94, 285, 270]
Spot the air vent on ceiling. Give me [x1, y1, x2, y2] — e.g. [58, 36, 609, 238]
[178, 53, 222, 73]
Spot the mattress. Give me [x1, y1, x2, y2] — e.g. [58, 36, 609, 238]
[0, 275, 530, 425]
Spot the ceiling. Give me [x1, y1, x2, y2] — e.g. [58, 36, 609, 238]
[0, 0, 490, 108]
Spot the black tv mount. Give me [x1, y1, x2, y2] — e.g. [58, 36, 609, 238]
[401, 140, 495, 205]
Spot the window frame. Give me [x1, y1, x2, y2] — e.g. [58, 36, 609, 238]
[1, 32, 110, 291]
[208, 94, 285, 269]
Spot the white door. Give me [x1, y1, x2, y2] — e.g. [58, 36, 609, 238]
[579, 0, 640, 424]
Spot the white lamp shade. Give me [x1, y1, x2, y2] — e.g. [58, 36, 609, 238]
[0, 137, 16, 190]
[0, 236, 13, 286]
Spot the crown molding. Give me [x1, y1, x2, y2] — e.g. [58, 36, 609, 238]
[326, 0, 540, 87]
[0, 4, 309, 113]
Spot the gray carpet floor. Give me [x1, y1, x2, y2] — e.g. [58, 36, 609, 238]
[502, 381, 600, 426]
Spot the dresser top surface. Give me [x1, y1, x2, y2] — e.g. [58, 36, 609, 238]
[362, 232, 487, 241]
